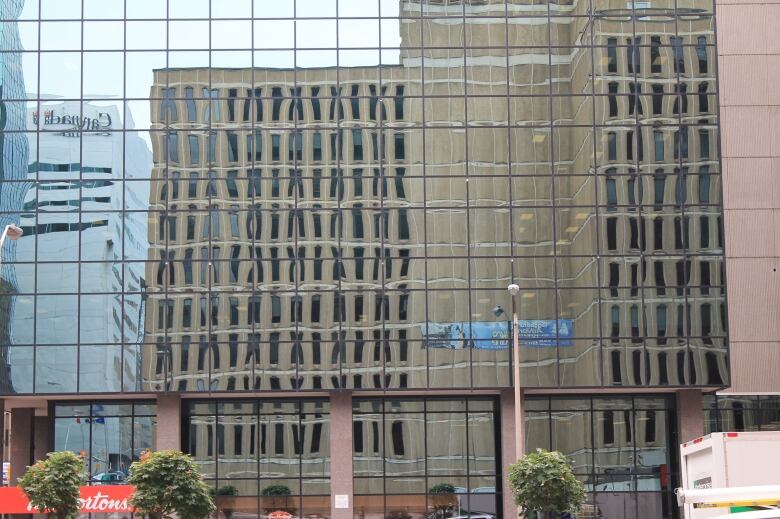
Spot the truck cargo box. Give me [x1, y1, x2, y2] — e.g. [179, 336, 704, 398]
[679, 432, 780, 518]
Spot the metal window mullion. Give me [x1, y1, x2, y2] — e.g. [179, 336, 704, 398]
[545, 2, 561, 387]
[377, 0, 387, 392]
[672, 0, 693, 384]
[293, 0, 301, 392]
[30, 0, 42, 394]
[504, 0, 516, 393]
[120, 0, 128, 394]
[206, 0, 214, 394]
[588, 0, 606, 389]
[631, 0, 650, 391]
[461, 0, 473, 389]
[335, 0, 343, 388]
[419, 3, 430, 393]
[249, 0, 258, 394]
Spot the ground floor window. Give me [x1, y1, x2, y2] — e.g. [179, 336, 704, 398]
[704, 394, 780, 433]
[184, 399, 330, 518]
[53, 401, 156, 483]
[524, 396, 675, 519]
[352, 397, 500, 519]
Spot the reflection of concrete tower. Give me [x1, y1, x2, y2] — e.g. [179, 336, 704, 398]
[10, 101, 152, 393]
[0, 0, 29, 393]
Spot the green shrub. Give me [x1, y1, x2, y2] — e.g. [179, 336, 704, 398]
[508, 449, 586, 518]
[128, 450, 215, 519]
[18, 451, 84, 519]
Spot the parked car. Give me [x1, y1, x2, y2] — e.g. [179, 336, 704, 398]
[91, 471, 125, 483]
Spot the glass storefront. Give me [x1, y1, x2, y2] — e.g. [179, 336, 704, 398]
[52, 401, 156, 483]
[352, 397, 500, 519]
[184, 399, 331, 519]
[0, 0, 726, 395]
[525, 396, 676, 519]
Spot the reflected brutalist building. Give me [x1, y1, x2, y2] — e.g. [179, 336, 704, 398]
[142, 1, 725, 394]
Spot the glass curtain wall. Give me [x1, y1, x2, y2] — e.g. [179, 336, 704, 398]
[52, 401, 157, 483]
[704, 395, 780, 433]
[352, 397, 500, 519]
[184, 399, 330, 518]
[0, 0, 726, 396]
[524, 396, 675, 519]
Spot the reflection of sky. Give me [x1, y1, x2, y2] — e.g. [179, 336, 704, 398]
[14, 0, 404, 133]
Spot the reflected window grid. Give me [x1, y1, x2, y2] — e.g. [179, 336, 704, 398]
[0, 0, 724, 398]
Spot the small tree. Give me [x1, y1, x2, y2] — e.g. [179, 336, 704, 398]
[507, 449, 586, 519]
[128, 450, 215, 519]
[18, 451, 84, 519]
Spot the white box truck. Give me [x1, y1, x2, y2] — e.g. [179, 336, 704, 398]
[677, 432, 780, 518]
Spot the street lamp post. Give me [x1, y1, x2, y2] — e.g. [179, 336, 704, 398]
[0, 224, 23, 268]
[507, 283, 522, 459]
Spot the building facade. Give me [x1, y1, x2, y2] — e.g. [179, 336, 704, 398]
[0, 1, 734, 519]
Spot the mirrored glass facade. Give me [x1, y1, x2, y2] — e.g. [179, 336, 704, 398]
[53, 401, 157, 482]
[0, 0, 726, 395]
[184, 399, 331, 518]
[704, 395, 780, 434]
[525, 396, 675, 519]
[352, 397, 499, 518]
[0, 1, 729, 518]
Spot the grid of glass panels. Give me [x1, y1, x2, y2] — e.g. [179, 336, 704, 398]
[704, 395, 780, 433]
[184, 399, 330, 518]
[352, 397, 499, 519]
[0, 0, 726, 394]
[53, 401, 156, 482]
[525, 396, 675, 519]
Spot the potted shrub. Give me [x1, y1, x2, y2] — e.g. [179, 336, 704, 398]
[507, 449, 586, 519]
[428, 483, 457, 514]
[261, 484, 293, 514]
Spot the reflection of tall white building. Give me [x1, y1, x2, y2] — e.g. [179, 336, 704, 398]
[10, 101, 151, 393]
[0, 0, 30, 394]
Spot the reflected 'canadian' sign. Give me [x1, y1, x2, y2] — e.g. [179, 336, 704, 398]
[32, 110, 113, 135]
[0, 485, 134, 514]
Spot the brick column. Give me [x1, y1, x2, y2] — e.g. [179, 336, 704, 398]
[33, 415, 51, 463]
[9, 408, 33, 486]
[329, 391, 353, 519]
[500, 388, 523, 519]
[156, 394, 182, 451]
[677, 389, 704, 444]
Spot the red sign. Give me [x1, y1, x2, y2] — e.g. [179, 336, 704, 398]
[0, 485, 134, 514]
[268, 511, 292, 519]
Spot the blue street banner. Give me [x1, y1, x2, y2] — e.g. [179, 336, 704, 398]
[421, 320, 574, 349]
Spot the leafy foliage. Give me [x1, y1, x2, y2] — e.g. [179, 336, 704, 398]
[507, 449, 586, 517]
[128, 450, 215, 519]
[215, 485, 239, 496]
[428, 483, 456, 494]
[260, 484, 292, 497]
[18, 451, 84, 519]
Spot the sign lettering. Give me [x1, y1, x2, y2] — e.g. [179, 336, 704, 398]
[0, 485, 134, 514]
[32, 110, 113, 136]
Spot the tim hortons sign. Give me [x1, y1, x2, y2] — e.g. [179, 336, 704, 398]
[0, 485, 134, 514]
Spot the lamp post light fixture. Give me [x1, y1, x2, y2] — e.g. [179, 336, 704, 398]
[0, 224, 23, 268]
[507, 283, 522, 459]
